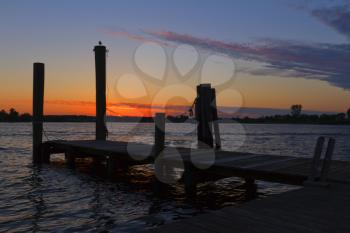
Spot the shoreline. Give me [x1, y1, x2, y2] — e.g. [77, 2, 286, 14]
[1, 121, 350, 126]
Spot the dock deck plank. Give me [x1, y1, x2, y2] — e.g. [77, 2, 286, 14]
[43, 139, 350, 184]
[43, 139, 350, 233]
[146, 183, 350, 233]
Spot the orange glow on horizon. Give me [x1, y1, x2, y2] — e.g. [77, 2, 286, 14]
[1, 97, 349, 117]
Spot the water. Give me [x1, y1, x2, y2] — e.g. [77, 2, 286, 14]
[0, 123, 349, 232]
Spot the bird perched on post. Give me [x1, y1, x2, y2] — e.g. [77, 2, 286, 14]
[98, 41, 102, 45]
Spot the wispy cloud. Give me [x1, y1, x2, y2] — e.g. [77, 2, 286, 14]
[102, 29, 148, 42]
[146, 30, 350, 89]
[289, 0, 350, 39]
[312, 5, 350, 39]
[102, 3, 350, 90]
[101, 28, 171, 46]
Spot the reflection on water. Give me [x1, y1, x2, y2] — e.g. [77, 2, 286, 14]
[0, 123, 349, 232]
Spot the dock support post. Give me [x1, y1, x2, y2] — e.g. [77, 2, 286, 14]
[107, 155, 116, 178]
[244, 177, 257, 200]
[211, 88, 221, 150]
[153, 113, 167, 195]
[195, 84, 214, 148]
[65, 149, 75, 169]
[32, 63, 45, 164]
[154, 113, 165, 157]
[305, 137, 335, 187]
[94, 43, 107, 141]
[41, 143, 51, 164]
[308, 137, 325, 182]
[184, 164, 197, 198]
[320, 138, 335, 182]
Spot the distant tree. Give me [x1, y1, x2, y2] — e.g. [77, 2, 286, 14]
[8, 108, 19, 121]
[336, 113, 346, 121]
[19, 113, 32, 122]
[347, 108, 350, 119]
[290, 105, 302, 117]
[0, 109, 7, 121]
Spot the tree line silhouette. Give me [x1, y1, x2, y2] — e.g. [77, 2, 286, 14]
[1, 106, 350, 124]
[0, 108, 31, 122]
[234, 105, 350, 125]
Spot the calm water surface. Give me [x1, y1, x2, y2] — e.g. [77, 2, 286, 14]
[0, 123, 349, 232]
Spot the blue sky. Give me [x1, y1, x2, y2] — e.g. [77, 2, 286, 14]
[1, 0, 348, 46]
[0, 0, 350, 115]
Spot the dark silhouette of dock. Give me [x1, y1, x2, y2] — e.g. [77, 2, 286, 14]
[41, 139, 350, 232]
[41, 138, 350, 186]
[144, 182, 350, 233]
[32, 43, 350, 232]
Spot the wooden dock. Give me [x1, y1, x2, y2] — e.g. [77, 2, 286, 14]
[32, 43, 350, 232]
[34, 43, 350, 192]
[42, 139, 350, 186]
[41, 139, 350, 232]
[145, 182, 350, 233]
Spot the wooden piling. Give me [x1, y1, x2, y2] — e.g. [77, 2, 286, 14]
[32, 63, 45, 163]
[244, 177, 257, 200]
[211, 88, 221, 150]
[195, 84, 214, 148]
[154, 113, 165, 157]
[65, 149, 75, 169]
[183, 163, 197, 198]
[94, 43, 107, 140]
[320, 138, 336, 181]
[41, 143, 50, 164]
[107, 155, 116, 178]
[308, 136, 325, 181]
[153, 113, 167, 195]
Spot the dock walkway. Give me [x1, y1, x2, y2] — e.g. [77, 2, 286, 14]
[43, 139, 350, 185]
[42, 140, 350, 232]
[145, 182, 350, 233]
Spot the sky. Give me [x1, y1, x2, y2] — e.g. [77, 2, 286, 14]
[0, 0, 350, 117]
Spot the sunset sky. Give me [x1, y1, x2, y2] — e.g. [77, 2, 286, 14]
[1, 0, 350, 117]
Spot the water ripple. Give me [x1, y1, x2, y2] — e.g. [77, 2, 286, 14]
[0, 122, 349, 232]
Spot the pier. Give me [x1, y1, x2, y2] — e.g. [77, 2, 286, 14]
[32, 43, 350, 232]
[40, 138, 350, 187]
[145, 182, 350, 233]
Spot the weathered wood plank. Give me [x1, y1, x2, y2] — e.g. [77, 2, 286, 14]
[42, 139, 350, 233]
[42, 139, 350, 185]
[150, 183, 350, 233]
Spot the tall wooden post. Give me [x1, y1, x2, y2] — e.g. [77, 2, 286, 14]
[154, 113, 165, 157]
[153, 113, 166, 195]
[308, 137, 325, 181]
[33, 63, 45, 163]
[320, 138, 336, 181]
[94, 43, 107, 140]
[195, 84, 213, 148]
[211, 88, 221, 149]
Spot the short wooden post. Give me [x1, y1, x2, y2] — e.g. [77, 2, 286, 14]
[41, 143, 51, 164]
[211, 88, 221, 150]
[195, 84, 213, 148]
[32, 63, 45, 163]
[65, 149, 75, 169]
[184, 163, 197, 198]
[154, 113, 165, 157]
[107, 155, 116, 178]
[244, 177, 257, 200]
[153, 113, 167, 195]
[308, 137, 325, 181]
[94, 43, 107, 140]
[320, 138, 336, 181]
